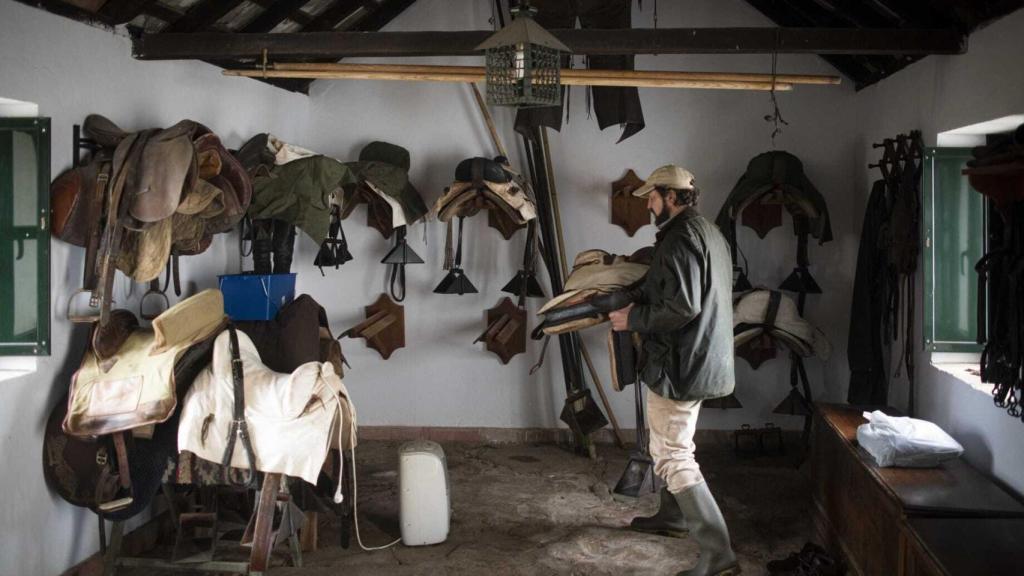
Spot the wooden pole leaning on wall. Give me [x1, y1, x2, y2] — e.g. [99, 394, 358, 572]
[220, 62, 841, 91]
[467, 83, 627, 450]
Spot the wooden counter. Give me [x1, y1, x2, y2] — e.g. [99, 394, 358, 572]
[809, 403, 1024, 576]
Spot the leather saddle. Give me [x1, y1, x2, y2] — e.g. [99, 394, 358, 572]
[432, 157, 539, 296]
[435, 157, 537, 225]
[56, 289, 225, 513]
[534, 249, 651, 337]
[63, 289, 227, 438]
[178, 327, 356, 492]
[51, 115, 252, 325]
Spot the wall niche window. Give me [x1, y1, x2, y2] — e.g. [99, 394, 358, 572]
[0, 117, 50, 356]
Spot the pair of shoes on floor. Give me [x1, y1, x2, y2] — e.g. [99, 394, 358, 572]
[766, 542, 844, 576]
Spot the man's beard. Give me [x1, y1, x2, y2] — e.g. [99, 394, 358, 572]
[652, 209, 671, 227]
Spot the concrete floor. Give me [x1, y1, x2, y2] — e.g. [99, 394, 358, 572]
[118, 436, 812, 575]
[275, 437, 814, 576]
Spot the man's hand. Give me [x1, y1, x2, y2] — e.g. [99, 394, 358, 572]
[608, 304, 634, 332]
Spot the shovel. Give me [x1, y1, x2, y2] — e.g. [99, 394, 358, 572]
[560, 387, 608, 438]
[613, 381, 657, 502]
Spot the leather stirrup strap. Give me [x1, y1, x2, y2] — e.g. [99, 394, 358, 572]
[172, 255, 181, 296]
[454, 217, 466, 268]
[389, 226, 409, 302]
[222, 324, 258, 488]
[764, 290, 782, 328]
[93, 431, 135, 513]
[97, 131, 152, 325]
[529, 334, 551, 375]
[83, 163, 110, 293]
[112, 432, 131, 491]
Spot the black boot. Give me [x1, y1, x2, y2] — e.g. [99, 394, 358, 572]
[252, 219, 273, 275]
[271, 219, 296, 274]
[630, 487, 689, 537]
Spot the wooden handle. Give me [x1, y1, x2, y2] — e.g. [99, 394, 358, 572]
[362, 314, 397, 339]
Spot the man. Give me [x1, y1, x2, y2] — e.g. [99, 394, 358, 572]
[608, 165, 739, 576]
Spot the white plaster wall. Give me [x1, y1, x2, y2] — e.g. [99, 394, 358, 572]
[301, 0, 859, 433]
[0, 2, 312, 574]
[851, 8, 1024, 495]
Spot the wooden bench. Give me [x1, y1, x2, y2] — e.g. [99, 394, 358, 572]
[809, 403, 1024, 576]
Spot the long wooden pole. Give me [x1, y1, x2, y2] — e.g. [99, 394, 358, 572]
[467, 83, 627, 450]
[224, 65, 797, 91]
[468, 83, 507, 158]
[275, 62, 840, 85]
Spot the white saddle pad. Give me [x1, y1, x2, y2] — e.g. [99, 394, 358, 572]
[178, 329, 354, 486]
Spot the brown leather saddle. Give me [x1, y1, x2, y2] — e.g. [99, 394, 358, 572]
[433, 157, 538, 295]
[58, 290, 226, 512]
[51, 115, 252, 325]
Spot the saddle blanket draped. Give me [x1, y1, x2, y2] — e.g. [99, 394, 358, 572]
[178, 329, 355, 485]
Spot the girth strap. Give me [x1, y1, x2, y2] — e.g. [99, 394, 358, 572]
[222, 324, 258, 488]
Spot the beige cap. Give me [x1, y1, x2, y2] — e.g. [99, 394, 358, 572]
[632, 165, 696, 198]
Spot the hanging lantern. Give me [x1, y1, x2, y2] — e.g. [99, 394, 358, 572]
[475, 2, 570, 108]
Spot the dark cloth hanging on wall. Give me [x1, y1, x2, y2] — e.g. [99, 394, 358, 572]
[846, 132, 923, 408]
[513, 0, 645, 142]
[847, 180, 890, 405]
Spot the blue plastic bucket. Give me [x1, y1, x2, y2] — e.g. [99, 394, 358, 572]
[218, 273, 297, 321]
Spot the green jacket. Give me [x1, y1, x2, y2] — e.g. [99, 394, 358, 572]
[250, 156, 355, 243]
[628, 208, 736, 401]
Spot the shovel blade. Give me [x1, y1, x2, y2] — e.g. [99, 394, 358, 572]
[559, 389, 608, 436]
[612, 454, 655, 502]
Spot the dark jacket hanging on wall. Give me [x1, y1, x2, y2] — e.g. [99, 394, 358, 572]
[847, 180, 890, 405]
[513, 0, 645, 142]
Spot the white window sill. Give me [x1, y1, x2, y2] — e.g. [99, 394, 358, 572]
[0, 357, 38, 382]
[930, 361, 991, 394]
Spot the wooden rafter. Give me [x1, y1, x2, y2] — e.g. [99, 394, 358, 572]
[288, 0, 418, 92]
[17, 0, 1023, 91]
[240, 0, 310, 33]
[97, 0, 148, 24]
[161, 0, 246, 33]
[132, 26, 965, 61]
[301, 0, 368, 32]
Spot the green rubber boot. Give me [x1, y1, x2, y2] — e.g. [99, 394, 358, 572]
[629, 487, 689, 537]
[673, 482, 741, 576]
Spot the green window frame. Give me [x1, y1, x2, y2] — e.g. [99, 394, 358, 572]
[922, 147, 985, 353]
[0, 117, 50, 356]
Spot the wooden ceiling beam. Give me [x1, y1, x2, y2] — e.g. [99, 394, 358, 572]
[132, 27, 966, 60]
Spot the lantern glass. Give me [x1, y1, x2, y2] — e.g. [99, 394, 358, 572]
[484, 41, 562, 108]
